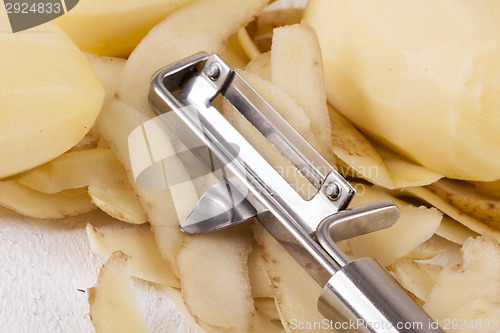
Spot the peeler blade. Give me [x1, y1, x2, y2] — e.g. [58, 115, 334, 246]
[180, 180, 257, 233]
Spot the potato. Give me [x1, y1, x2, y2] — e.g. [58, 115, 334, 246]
[0, 18, 104, 178]
[55, 0, 195, 57]
[304, 0, 500, 181]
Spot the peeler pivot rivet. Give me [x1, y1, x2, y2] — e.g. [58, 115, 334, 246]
[207, 63, 221, 80]
[324, 182, 341, 200]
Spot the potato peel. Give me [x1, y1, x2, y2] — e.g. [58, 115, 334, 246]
[252, 223, 331, 332]
[89, 251, 150, 333]
[86, 224, 179, 288]
[176, 226, 254, 332]
[424, 236, 500, 326]
[0, 180, 95, 219]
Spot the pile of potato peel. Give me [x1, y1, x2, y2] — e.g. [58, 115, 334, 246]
[1, 0, 500, 332]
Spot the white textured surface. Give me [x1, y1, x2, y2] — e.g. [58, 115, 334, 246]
[0, 208, 200, 332]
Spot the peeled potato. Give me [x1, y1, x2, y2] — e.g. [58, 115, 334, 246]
[56, 0, 195, 57]
[304, 0, 500, 181]
[0, 18, 104, 178]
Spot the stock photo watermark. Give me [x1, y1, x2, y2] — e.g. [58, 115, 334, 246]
[289, 318, 499, 331]
[3, 0, 79, 32]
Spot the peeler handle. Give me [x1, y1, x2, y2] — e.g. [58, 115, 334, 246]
[318, 257, 444, 333]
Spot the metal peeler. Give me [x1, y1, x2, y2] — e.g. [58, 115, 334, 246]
[147, 52, 444, 333]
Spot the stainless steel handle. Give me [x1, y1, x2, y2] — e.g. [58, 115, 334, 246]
[319, 258, 443, 333]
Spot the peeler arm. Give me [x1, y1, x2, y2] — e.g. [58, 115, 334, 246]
[318, 257, 443, 333]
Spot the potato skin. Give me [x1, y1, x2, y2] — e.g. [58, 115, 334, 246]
[305, 0, 500, 181]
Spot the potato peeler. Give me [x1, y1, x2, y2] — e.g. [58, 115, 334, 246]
[147, 52, 444, 333]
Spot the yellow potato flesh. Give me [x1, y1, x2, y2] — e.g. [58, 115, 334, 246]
[0, 19, 104, 178]
[56, 0, 196, 57]
[304, 0, 500, 181]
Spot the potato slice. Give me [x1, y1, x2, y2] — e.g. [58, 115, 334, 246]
[428, 178, 500, 229]
[392, 258, 442, 303]
[0, 181, 95, 219]
[19, 148, 147, 224]
[401, 186, 500, 242]
[86, 224, 179, 287]
[252, 223, 330, 332]
[424, 236, 500, 323]
[117, 0, 269, 115]
[56, 0, 195, 57]
[85, 53, 126, 102]
[89, 251, 150, 333]
[176, 226, 254, 332]
[0, 18, 104, 178]
[271, 23, 334, 162]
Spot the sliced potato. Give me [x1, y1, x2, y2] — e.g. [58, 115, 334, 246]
[88, 251, 150, 333]
[86, 224, 179, 287]
[0, 181, 95, 219]
[176, 226, 254, 332]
